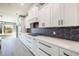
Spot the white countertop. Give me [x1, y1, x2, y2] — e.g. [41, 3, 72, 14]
[23, 33, 79, 54]
[35, 36, 79, 53]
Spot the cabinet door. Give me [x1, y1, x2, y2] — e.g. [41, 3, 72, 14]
[37, 39, 60, 56]
[60, 3, 64, 26]
[28, 7, 34, 19]
[63, 3, 79, 26]
[51, 3, 61, 27]
[39, 4, 51, 27]
[28, 5, 38, 19]
[59, 48, 79, 56]
[25, 16, 30, 28]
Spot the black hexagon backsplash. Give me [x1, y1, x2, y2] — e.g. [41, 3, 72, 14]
[27, 26, 79, 41]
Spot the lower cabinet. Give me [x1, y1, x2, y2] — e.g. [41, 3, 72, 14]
[59, 48, 79, 56]
[19, 34, 79, 56]
[37, 40, 79, 56]
[37, 39, 60, 56]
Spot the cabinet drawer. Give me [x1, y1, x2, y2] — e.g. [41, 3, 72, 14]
[38, 45, 57, 56]
[19, 36, 33, 50]
[38, 40, 59, 53]
[37, 48, 49, 56]
[60, 48, 79, 56]
[26, 40, 33, 47]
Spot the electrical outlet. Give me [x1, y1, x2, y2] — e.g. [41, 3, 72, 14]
[53, 31, 56, 35]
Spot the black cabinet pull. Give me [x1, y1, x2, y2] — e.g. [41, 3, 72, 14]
[61, 20, 63, 25]
[64, 52, 70, 56]
[58, 20, 60, 25]
[39, 42, 51, 48]
[39, 48, 51, 56]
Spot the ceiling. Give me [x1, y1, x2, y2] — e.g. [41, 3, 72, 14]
[0, 3, 33, 17]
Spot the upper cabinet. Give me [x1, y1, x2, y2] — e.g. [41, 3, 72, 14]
[63, 3, 79, 26]
[38, 4, 51, 27]
[51, 3, 61, 27]
[25, 16, 30, 28]
[25, 3, 79, 28]
[51, 3, 79, 27]
[25, 4, 39, 28]
[28, 5, 39, 20]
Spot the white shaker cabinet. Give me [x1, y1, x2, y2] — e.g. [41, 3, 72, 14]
[25, 5, 39, 27]
[63, 3, 79, 26]
[51, 3, 79, 27]
[25, 16, 30, 28]
[25, 3, 79, 28]
[51, 3, 64, 27]
[37, 39, 60, 56]
[38, 4, 51, 27]
[28, 5, 39, 20]
[18, 34, 79, 56]
[59, 48, 79, 56]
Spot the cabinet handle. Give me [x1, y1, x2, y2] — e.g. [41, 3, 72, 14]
[58, 20, 60, 25]
[61, 20, 63, 25]
[27, 40, 31, 43]
[39, 48, 51, 56]
[39, 42, 51, 48]
[64, 52, 70, 56]
[27, 45, 31, 48]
